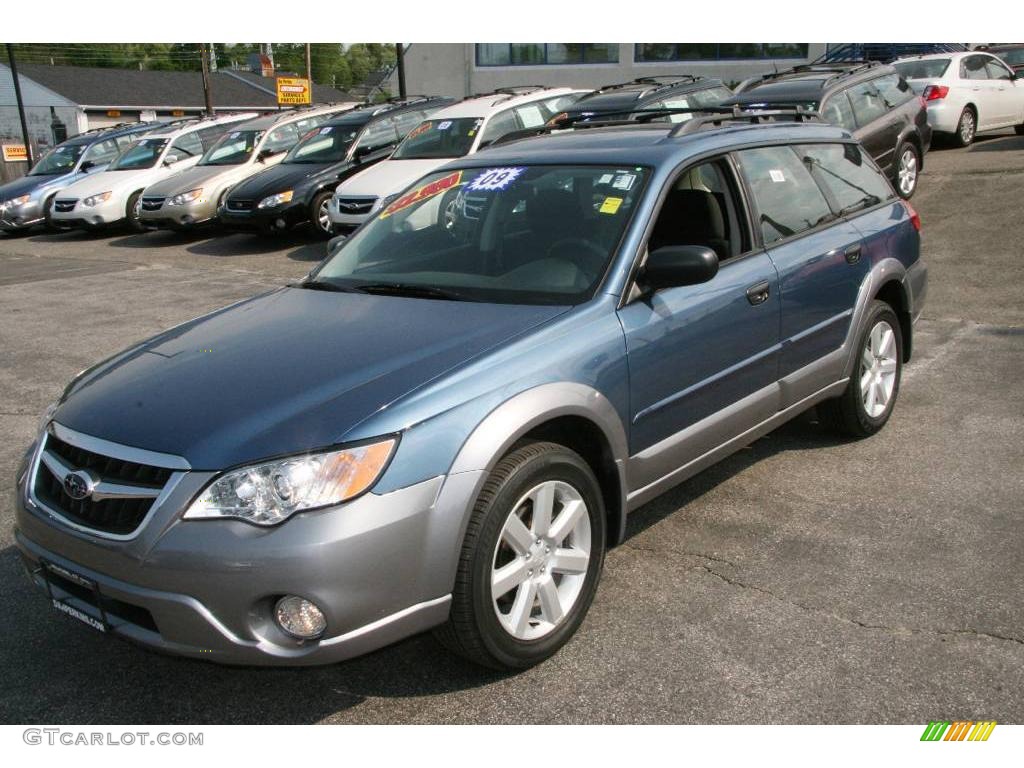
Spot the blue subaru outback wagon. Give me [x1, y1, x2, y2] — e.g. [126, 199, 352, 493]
[16, 109, 927, 670]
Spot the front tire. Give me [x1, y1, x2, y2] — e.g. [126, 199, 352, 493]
[953, 108, 976, 147]
[310, 191, 333, 239]
[435, 441, 606, 670]
[894, 142, 920, 199]
[818, 300, 903, 438]
[126, 191, 145, 232]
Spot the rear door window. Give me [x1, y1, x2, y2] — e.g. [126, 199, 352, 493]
[263, 123, 299, 153]
[479, 108, 521, 145]
[983, 57, 1014, 81]
[735, 146, 834, 245]
[846, 81, 889, 126]
[797, 143, 895, 215]
[961, 55, 990, 80]
[873, 73, 914, 108]
[820, 91, 858, 132]
[354, 119, 399, 153]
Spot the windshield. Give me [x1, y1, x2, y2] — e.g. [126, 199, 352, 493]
[284, 123, 361, 164]
[391, 118, 481, 160]
[893, 59, 951, 80]
[639, 86, 735, 122]
[996, 48, 1024, 66]
[312, 164, 649, 305]
[108, 138, 169, 171]
[200, 129, 264, 166]
[28, 144, 85, 175]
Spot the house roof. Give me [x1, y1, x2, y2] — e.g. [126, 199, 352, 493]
[14, 64, 355, 110]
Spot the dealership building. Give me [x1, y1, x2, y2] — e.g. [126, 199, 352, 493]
[392, 43, 830, 97]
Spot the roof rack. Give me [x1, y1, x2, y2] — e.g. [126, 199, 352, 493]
[489, 105, 820, 146]
[735, 60, 885, 93]
[596, 75, 701, 93]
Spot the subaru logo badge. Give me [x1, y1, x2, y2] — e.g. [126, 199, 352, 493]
[62, 470, 95, 501]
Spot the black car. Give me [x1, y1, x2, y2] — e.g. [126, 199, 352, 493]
[979, 44, 1024, 75]
[724, 62, 931, 199]
[219, 96, 454, 237]
[559, 76, 733, 123]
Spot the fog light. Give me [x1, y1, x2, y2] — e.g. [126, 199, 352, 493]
[274, 595, 326, 639]
[275, 218, 286, 229]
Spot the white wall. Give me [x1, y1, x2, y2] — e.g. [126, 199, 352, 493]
[396, 43, 830, 98]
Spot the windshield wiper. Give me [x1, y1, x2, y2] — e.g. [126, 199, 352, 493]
[355, 283, 474, 302]
[290, 280, 367, 294]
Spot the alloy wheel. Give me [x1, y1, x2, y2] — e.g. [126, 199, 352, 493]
[491, 480, 591, 640]
[860, 320, 898, 418]
[960, 112, 976, 145]
[897, 148, 918, 197]
[317, 199, 331, 233]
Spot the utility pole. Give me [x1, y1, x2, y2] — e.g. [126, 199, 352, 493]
[395, 43, 407, 99]
[200, 43, 214, 117]
[305, 43, 312, 87]
[5, 44, 34, 167]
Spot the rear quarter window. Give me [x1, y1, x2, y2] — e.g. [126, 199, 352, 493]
[797, 143, 895, 214]
[873, 73, 914, 109]
[846, 81, 889, 126]
[735, 145, 833, 245]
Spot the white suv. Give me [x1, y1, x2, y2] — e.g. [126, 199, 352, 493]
[328, 87, 587, 232]
[50, 113, 256, 231]
[893, 51, 1024, 147]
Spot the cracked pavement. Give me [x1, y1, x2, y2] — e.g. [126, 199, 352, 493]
[0, 130, 1022, 724]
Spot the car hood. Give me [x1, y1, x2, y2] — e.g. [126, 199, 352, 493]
[144, 164, 239, 197]
[54, 287, 568, 469]
[0, 173, 56, 202]
[58, 168, 163, 199]
[337, 158, 446, 198]
[227, 161, 343, 201]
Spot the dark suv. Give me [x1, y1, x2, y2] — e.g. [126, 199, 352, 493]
[725, 62, 931, 198]
[559, 76, 733, 123]
[219, 96, 453, 237]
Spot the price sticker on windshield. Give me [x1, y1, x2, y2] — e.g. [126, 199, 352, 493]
[381, 170, 463, 219]
[467, 167, 525, 192]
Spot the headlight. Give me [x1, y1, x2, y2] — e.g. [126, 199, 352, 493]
[183, 438, 397, 526]
[6, 194, 31, 208]
[168, 188, 204, 206]
[258, 190, 294, 209]
[82, 191, 112, 207]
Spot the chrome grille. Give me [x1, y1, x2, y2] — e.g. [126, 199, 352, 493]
[141, 196, 166, 211]
[31, 430, 176, 537]
[54, 199, 78, 213]
[335, 197, 377, 215]
[226, 199, 253, 212]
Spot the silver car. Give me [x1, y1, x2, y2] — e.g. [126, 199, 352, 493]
[138, 104, 357, 230]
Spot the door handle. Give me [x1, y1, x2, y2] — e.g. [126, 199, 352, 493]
[746, 281, 770, 306]
[845, 244, 862, 264]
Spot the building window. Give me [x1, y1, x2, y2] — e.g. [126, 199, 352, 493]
[635, 44, 809, 62]
[475, 44, 619, 67]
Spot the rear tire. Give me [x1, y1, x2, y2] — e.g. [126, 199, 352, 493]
[435, 441, 606, 670]
[126, 191, 145, 232]
[952, 108, 976, 147]
[818, 300, 903, 439]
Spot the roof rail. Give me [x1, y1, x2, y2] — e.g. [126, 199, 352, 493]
[735, 60, 885, 93]
[488, 105, 821, 147]
[668, 105, 820, 136]
[494, 85, 547, 95]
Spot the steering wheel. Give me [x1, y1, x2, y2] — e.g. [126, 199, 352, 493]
[545, 237, 607, 277]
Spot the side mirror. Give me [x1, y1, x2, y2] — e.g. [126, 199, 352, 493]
[353, 145, 372, 162]
[256, 148, 277, 163]
[326, 233, 348, 258]
[79, 160, 95, 172]
[163, 154, 180, 166]
[642, 245, 719, 291]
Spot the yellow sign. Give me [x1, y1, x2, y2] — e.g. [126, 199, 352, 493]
[2, 144, 28, 162]
[171, 110, 186, 117]
[107, 110, 121, 118]
[599, 197, 623, 214]
[276, 77, 311, 105]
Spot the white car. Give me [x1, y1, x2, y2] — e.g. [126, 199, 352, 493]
[893, 51, 1024, 147]
[329, 87, 587, 232]
[50, 113, 256, 231]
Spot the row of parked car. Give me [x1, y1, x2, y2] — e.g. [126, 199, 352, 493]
[2, 49, 1023, 240]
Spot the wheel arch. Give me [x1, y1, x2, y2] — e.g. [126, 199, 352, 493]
[449, 383, 630, 547]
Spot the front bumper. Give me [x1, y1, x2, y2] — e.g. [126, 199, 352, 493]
[15, 437, 459, 665]
[0, 200, 44, 231]
[139, 199, 219, 230]
[218, 201, 308, 232]
[50, 200, 124, 230]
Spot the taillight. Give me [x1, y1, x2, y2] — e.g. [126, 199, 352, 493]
[922, 85, 949, 101]
[903, 200, 921, 231]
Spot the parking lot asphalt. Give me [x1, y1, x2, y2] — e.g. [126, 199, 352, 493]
[0, 130, 1022, 724]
